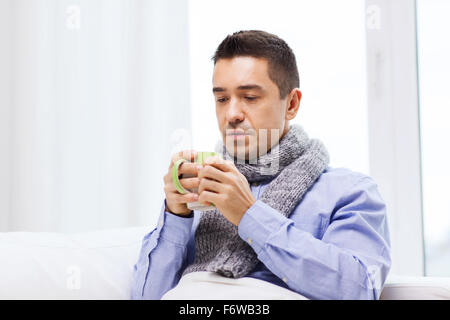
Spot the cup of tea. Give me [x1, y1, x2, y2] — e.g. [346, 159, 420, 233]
[171, 151, 222, 211]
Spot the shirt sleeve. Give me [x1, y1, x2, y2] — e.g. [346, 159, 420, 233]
[237, 176, 391, 300]
[130, 200, 194, 300]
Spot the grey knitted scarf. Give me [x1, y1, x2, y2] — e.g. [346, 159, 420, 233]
[182, 124, 330, 278]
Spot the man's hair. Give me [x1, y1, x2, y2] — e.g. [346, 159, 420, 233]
[213, 30, 300, 99]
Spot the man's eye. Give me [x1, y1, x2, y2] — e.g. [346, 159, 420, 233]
[217, 97, 228, 103]
[245, 96, 258, 101]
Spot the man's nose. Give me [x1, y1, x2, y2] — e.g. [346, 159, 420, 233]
[226, 98, 245, 125]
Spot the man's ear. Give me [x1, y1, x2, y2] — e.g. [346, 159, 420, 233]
[285, 88, 302, 120]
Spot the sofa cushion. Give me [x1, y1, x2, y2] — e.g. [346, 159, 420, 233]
[2, 227, 450, 300]
[0, 227, 149, 299]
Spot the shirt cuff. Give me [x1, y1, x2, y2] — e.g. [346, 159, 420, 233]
[158, 200, 194, 247]
[237, 200, 288, 255]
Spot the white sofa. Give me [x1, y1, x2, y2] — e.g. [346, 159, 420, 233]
[1, 226, 449, 300]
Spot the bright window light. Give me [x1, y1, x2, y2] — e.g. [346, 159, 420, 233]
[417, 0, 450, 277]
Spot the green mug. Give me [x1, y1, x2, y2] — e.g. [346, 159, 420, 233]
[171, 151, 222, 211]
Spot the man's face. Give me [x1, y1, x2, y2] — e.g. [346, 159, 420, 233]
[213, 56, 290, 161]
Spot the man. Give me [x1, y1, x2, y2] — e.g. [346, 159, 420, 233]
[131, 30, 391, 300]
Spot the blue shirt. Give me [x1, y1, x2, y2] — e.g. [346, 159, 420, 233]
[130, 167, 391, 300]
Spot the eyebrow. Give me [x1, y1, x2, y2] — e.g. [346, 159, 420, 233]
[212, 84, 264, 93]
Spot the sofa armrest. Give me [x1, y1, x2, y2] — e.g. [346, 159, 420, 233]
[380, 274, 450, 300]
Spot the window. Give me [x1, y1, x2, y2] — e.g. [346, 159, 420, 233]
[188, 0, 450, 277]
[417, 0, 450, 277]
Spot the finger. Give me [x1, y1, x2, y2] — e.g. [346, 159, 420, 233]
[198, 190, 221, 206]
[169, 149, 197, 170]
[165, 163, 200, 193]
[167, 190, 199, 203]
[198, 177, 223, 195]
[178, 162, 201, 176]
[203, 156, 236, 173]
[165, 176, 200, 194]
[179, 177, 201, 190]
[178, 192, 199, 203]
[198, 164, 228, 183]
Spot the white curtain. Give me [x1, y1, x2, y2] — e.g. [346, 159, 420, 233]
[0, 0, 191, 232]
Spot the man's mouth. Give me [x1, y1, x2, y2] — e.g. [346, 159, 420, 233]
[226, 130, 249, 141]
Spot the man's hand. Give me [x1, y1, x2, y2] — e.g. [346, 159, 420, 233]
[197, 156, 256, 226]
[163, 150, 201, 216]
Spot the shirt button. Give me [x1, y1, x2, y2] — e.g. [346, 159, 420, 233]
[282, 277, 287, 283]
[247, 238, 252, 245]
[158, 219, 164, 228]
